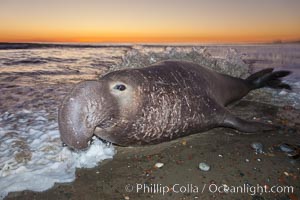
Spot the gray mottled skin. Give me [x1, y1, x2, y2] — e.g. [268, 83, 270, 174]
[58, 60, 273, 149]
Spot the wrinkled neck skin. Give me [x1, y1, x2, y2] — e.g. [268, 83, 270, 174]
[58, 80, 117, 150]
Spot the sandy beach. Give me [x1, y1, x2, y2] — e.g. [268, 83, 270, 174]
[5, 100, 300, 200]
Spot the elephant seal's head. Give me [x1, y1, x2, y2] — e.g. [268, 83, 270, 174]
[58, 74, 139, 150]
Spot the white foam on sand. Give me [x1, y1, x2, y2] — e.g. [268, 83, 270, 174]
[272, 80, 300, 109]
[0, 109, 115, 199]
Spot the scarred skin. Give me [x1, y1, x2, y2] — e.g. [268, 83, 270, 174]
[58, 60, 275, 150]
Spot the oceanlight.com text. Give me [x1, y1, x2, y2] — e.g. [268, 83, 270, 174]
[125, 183, 294, 196]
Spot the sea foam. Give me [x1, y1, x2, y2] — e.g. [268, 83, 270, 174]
[0, 109, 115, 199]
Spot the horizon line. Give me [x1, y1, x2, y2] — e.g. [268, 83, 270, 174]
[1, 39, 300, 46]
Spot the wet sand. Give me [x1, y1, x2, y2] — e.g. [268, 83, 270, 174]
[5, 100, 300, 200]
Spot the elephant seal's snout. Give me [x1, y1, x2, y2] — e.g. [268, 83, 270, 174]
[58, 80, 111, 150]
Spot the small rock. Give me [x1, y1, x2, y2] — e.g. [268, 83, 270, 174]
[251, 142, 264, 154]
[279, 143, 295, 153]
[199, 162, 210, 171]
[266, 120, 272, 124]
[284, 171, 289, 176]
[154, 162, 164, 168]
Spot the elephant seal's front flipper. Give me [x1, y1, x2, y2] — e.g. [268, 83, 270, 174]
[221, 113, 275, 133]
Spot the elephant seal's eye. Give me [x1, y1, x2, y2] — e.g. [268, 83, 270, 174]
[113, 84, 126, 91]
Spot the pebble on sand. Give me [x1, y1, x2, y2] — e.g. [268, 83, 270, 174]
[154, 162, 164, 168]
[250, 142, 264, 154]
[199, 162, 210, 172]
[279, 143, 295, 153]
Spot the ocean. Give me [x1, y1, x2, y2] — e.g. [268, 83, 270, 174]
[0, 43, 299, 199]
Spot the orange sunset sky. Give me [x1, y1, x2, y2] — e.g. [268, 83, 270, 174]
[0, 0, 300, 43]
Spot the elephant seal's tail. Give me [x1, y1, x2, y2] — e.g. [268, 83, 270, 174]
[246, 68, 292, 90]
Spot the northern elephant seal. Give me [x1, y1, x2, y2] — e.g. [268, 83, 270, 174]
[58, 60, 291, 149]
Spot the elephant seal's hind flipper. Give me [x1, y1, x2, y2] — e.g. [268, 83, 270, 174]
[246, 68, 292, 90]
[221, 113, 276, 133]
